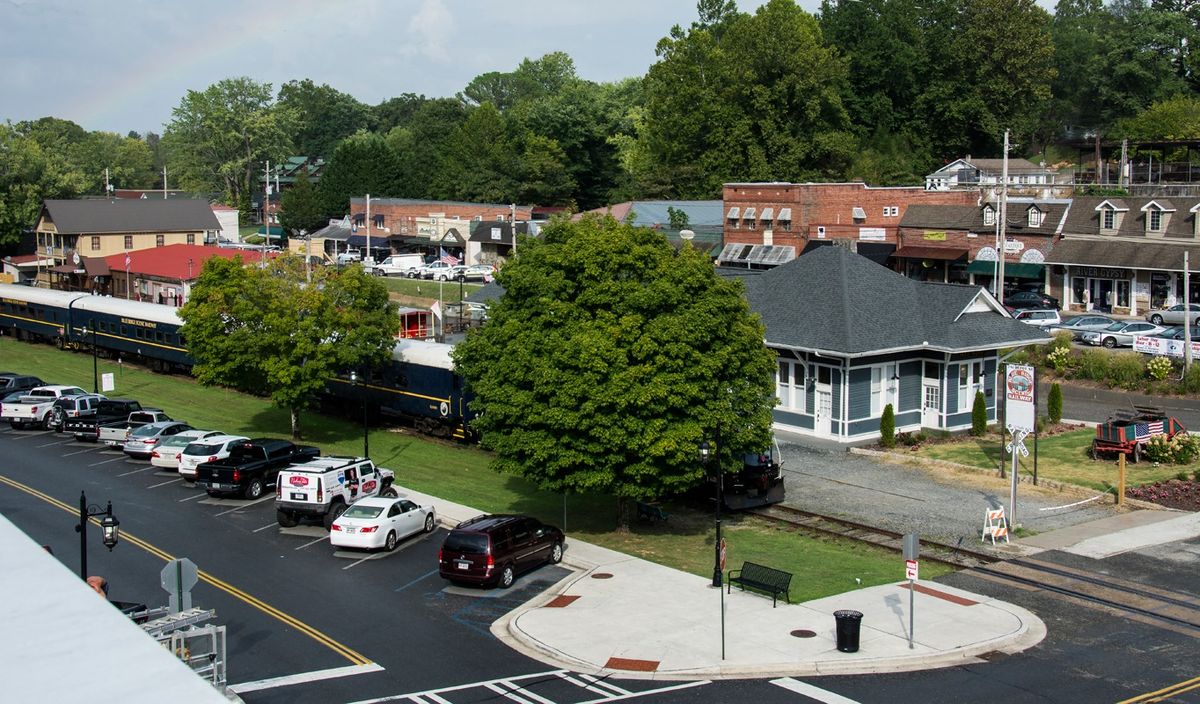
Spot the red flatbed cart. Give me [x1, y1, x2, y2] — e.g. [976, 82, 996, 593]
[1091, 404, 1187, 462]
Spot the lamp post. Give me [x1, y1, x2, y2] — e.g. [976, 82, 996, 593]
[350, 371, 369, 459]
[76, 491, 119, 580]
[700, 438, 723, 588]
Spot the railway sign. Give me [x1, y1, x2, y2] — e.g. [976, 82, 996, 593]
[906, 559, 919, 581]
[1005, 364, 1036, 434]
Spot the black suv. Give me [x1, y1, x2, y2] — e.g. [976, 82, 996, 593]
[0, 374, 45, 395]
[438, 514, 564, 589]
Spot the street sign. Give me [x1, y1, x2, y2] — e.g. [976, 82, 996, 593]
[101, 372, 115, 392]
[161, 558, 198, 614]
[905, 559, 919, 581]
[902, 533, 920, 560]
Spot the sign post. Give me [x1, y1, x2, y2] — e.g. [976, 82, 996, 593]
[161, 558, 198, 614]
[903, 534, 919, 649]
[1004, 364, 1036, 526]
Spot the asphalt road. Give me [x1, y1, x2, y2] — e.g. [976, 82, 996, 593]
[3, 424, 1198, 704]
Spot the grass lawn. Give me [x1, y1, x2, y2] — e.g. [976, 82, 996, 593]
[914, 428, 1195, 491]
[380, 277, 483, 305]
[0, 337, 950, 601]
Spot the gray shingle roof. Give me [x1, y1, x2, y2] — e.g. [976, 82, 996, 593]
[1045, 238, 1200, 271]
[1064, 196, 1200, 239]
[900, 201, 1069, 237]
[744, 246, 1050, 355]
[40, 199, 220, 234]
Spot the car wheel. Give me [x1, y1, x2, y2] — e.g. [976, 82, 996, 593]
[384, 530, 398, 552]
[244, 478, 265, 500]
[323, 502, 347, 530]
[1150, 314, 1164, 325]
[380, 486, 398, 498]
[549, 541, 563, 564]
[424, 514, 435, 533]
[48, 408, 65, 432]
[276, 509, 299, 528]
[497, 564, 515, 589]
[1102, 337, 1117, 349]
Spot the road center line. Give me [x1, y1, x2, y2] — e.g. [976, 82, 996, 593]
[88, 456, 125, 467]
[215, 495, 274, 515]
[147, 478, 182, 488]
[226, 663, 384, 694]
[295, 535, 328, 550]
[770, 678, 861, 704]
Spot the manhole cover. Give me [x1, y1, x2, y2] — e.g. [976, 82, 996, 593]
[790, 629, 817, 638]
[591, 572, 614, 579]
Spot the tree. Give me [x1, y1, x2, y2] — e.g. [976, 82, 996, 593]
[971, 391, 988, 436]
[667, 206, 690, 231]
[453, 215, 777, 530]
[431, 103, 520, 203]
[0, 123, 82, 247]
[385, 98, 469, 199]
[179, 255, 395, 438]
[279, 171, 327, 237]
[277, 79, 371, 158]
[1113, 93, 1200, 141]
[1048, 382, 1063, 425]
[880, 403, 896, 448]
[316, 131, 404, 218]
[162, 77, 297, 217]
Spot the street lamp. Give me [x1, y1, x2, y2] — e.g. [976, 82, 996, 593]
[350, 371, 369, 459]
[76, 491, 119, 580]
[700, 439, 723, 588]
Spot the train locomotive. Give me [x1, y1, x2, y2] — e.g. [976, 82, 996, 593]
[0, 283, 473, 439]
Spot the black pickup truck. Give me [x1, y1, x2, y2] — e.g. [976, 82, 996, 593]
[64, 399, 145, 442]
[195, 438, 320, 500]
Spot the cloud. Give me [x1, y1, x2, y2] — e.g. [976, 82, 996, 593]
[401, 0, 454, 62]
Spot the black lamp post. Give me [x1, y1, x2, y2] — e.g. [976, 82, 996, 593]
[350, 371, 369, 459]
[458, 274, 465, 331]
[700, 438, 723, 588]
[76, 491, 119, 580]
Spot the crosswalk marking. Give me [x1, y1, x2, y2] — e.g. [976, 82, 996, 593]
[346, 670, 709, 704]
[770, 677, 861, 703]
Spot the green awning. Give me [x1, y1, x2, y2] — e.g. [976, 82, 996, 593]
[257, 225, 285, 236]
[966, 261, 1044, 279]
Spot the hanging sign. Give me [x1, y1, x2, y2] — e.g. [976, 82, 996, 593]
[1005, 364, 1036, 434]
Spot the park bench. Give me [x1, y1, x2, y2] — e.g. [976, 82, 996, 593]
[727, 561, 793, 607]
[636, 501, 669, 523]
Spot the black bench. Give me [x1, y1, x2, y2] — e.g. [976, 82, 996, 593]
[636, 501, 669, 523]
[727, 561, 793, 607]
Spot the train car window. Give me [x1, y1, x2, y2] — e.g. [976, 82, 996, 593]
[156, 331, 164, 342]
[121, 325, 126, 335]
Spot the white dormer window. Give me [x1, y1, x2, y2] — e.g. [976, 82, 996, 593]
[1102, 208, 1115, 230]
[1028, 208, 1042, 228]
[1149, 209, 1163, 232]
[983, 206, 995, 227]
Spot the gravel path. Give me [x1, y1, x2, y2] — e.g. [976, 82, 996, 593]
[774, 433, 1121, 546]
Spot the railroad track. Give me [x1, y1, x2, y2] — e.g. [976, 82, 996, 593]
[750, 504, 1200, 636]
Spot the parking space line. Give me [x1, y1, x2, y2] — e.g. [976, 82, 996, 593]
[394, 569, 438, 593]
[148, 478, 182, 488]
[7, 431, 51, 440]
[342, 553, 381, 570]
[227, 663, 384, 695]
[253, 522, 277, 533]
[295, 535, 328, 550]
[215, 495, 273, 516]
[178, 492, 206, 502]
[37, 439, 72, 447]
[499, 681, 558, 704]
[340, 532, 431, 570]
[62, 448, 100, 457]
[88, 456, 125, 467]
[118, 466, 154, 476]
[485, 682, 537, 704]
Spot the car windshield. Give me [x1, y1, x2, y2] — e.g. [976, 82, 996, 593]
[343, 505, 384, 519]
[130, 425, 160, 437]
[158, 435, 194, 448]
[183, 443, 221, 456]
[443, 532, 489, 553]
[1104, 323, 1126, 331]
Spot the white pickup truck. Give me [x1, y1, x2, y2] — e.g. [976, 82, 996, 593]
[98, 409, 173, 447]
[2, 385, 88, 429]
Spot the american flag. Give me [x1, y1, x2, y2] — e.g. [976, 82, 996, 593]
[1134, 423, 1151, 441]
[438, 248, 460, 267]
[1148, 420, 1164, 435]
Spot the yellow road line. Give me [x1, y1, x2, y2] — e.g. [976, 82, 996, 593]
[0, 473, 371, 666]
[1119, 675, 1200, 703]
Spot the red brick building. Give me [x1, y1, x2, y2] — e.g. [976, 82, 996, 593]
[719, 182, 977, 267]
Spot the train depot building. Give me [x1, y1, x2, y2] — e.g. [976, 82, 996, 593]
[743, 245, 1049, 443]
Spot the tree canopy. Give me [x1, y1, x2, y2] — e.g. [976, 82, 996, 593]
[453, 216, 777, 527]
[179, 255, 396, 438]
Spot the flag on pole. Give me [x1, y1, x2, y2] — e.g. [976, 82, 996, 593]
[438, 247, 460, 267]
[430, 300, 442, 320]
[124, 253, 131, 268]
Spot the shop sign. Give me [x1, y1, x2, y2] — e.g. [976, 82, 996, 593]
[859, 227, 886, 241]
[1135, 335, 1200, 358]
[1074, 266, 1129, 279]
[1003, 239, 1025, 253]
[923, 231, 947, 241]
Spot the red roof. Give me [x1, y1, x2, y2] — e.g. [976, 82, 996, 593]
[103, 244, 274, 281]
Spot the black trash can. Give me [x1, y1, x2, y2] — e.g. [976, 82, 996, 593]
[833, 610, 863, 653]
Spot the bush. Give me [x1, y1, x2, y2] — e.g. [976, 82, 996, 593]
[1185, 364, 1200, 393]
[880, 403, 895, 448]
[897, 431, 928, 447]
[1078, 349, 1110, 381]
[1048, 382, 1063, 424]
[971, 391, 987, 436]
[1107, 352, 1145, 389]
[1143, 433, 1200, 464]
[1046, 346, 1072, 373]
[1146, 356, 1173, 381]
[1050, 330, 1074, 351]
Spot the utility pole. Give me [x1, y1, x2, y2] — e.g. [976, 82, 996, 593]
[1186, 252, 1193, 371]
[262, 161, 270, 269]
[997, 130, 1008, 307]
[510, 203, 517, 256]
[104, 168, 112, 198]
[1119, 139, 1129, 190]
[162, 166, 168, 199]
[366, 193, 372, 265]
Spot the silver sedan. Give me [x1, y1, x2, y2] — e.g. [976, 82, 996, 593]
[1145, 303, 1200, 326]
[1047, 314, 1116, 340]
[1081, 322, 1165, 348]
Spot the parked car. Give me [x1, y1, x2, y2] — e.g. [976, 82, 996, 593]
[0, 374, 45, 395]
[276, 456, 395, 528]
[1144, 303, 1200, 326]
[438, 514, 564, 589]
[197, 438, 320, 499]
[64, 399, 149, 442]
[448, 264, 494, 282]
[443, 301, 489, 323]
[420, 261, 456, 281]
[330, 496, 437, 552]
[1081, 322, 1166, 348]
[1047, 314, 1116, 340]
[46, 393, 107, 433]
[149, 430, 224, 470]
[2, 385, 88, 429]
[371, 254, 425, 277]
[1154, 325, 1200, 340]
[1003, 290, 1059, 310]
[1011, 309, 1062, 328]
[335, 249, 362, 265]
[122, 421, 193, 459]
[177, 434, 250, 482]
[96, 408, 172, 446]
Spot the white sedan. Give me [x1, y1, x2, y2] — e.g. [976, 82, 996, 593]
[330, 496, 437, 552]
[149, 430, 223, 470]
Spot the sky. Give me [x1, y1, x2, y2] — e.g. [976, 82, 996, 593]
[0, 0, 781, 135]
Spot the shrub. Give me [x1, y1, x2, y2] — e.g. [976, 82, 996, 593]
[1185, 364, 1200, 393]
[1047, 346, 1072, 373]
[1143, 434, 1200, 464]
[897, 431, 928, 447]
[1107, 352, 1146, 389]
[971, 391, 987, 436]
[1144, 435, 1173, 463]
[1146, 356, 1173, 381]
[1048, 382, 1063, 424]
[1005, 348, 1031, 365]
[1077, 349, 1110, 381]
[1051, 330, 1074, 351]
[880, 403, 895, 448]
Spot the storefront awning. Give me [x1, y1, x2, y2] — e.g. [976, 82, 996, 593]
[894, 245, 968, 261]
[82, 257, 110, 277]
[1046, 238, 1200, 272]
[855, 242, 895, 265]
[966, 260, 1045, 279]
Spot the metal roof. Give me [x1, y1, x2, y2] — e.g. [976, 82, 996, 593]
[40, 199, 221, 234]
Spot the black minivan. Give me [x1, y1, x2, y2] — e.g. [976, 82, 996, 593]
[438, 514, 564, 589]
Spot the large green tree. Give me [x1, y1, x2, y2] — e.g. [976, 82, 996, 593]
[162, 77, 297, 217]
[279, 170, 327, 237]
[384, 98, 470, 199]
[0, 123, 80, 247]
[453, 216, 777, 529]
[431, 103, 520, 203]
[179, 255, 396, 438]
[277, 79, 372, 158]
[316, 131, 404, 217]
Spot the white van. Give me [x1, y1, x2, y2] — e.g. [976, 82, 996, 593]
[276, 457, 396, 529]
[371, 254, 425, 277]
